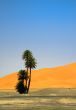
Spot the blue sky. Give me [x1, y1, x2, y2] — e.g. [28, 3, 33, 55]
[0, 0, 76, 77]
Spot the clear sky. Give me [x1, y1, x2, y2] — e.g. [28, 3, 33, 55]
[0, 0, 76, 77]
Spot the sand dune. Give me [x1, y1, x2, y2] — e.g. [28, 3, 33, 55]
[0, 63, 76, 89]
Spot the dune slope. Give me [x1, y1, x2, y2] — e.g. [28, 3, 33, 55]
[0, 63, 76, 89]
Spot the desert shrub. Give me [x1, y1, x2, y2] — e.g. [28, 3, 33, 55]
[16, 81, 26, 94]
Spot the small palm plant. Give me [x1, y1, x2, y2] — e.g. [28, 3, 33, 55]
[16, 70, 28, 94]
[16, 80, 25, 94]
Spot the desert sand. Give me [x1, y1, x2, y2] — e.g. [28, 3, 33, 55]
[0, 63, 76, 89]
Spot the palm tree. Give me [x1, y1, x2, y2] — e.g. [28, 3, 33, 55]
[22, 50, 32, 86]
[22, 50, 37, 93]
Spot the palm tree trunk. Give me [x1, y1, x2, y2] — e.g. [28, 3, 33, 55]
[26, 67, 28, 85]
[27, 77, 30, 93]
[30, 67, 31, 81]
[25, 67, 28, 93]
[27, 67, 31, 93]
[27, 67, 28, 73]
[22, 79, 24, 84]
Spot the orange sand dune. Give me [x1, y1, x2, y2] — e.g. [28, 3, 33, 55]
[0, 63, 76, 90]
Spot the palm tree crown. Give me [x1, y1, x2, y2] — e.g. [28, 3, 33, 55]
[25, 57, 37, 69]
[18, 70, 27, 80]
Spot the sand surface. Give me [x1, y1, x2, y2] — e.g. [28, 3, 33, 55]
[0, 63, 76, 89]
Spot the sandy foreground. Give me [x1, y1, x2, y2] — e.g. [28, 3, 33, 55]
[0, 88, 76, 110]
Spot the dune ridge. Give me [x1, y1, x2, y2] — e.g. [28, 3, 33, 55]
[0, 62, 76, 89]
